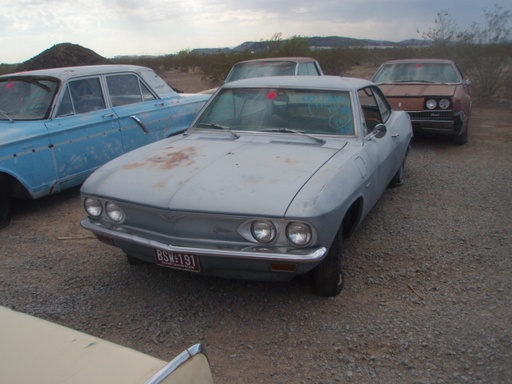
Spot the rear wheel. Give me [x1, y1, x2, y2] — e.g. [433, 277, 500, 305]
[312, 229, 344, 297]
[0, 175, 11, 229]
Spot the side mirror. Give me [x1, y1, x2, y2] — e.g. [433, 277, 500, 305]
[372, 124, 387, 139]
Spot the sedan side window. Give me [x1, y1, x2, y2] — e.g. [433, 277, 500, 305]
[358, 87, 384, 135]
[68, 78, 106, 114]
[107, 74, 156, 107]
[298, 62, 321, 76]
[373, 87, 391, 122]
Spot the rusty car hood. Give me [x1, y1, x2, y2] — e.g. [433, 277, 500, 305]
[84, 132, 349, 216]
[378, 83, 457, 97]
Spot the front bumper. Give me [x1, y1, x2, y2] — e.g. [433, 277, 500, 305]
[81, 217, 327, 279]
[408, 110, 466, 136]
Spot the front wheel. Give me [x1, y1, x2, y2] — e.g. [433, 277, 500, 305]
[452, 122, 468, 145]
[312, 230, 344, 297]
[389, 158, 405, 188]
[0, 175, 12, 230]
[389, 141, 411, 188]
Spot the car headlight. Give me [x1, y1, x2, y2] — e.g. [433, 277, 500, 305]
[251, 220, 277, 243]
[105, 202, 125, 222]
[426, 99, 437, 110]
[84, 197, 103, 218]
[439, 98, 450, 109]
[286, 222, 313, 247]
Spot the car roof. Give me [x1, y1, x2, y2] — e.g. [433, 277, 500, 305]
[0, 64, 177, 97]
[221, 75, 373, 91]
[380, 59, 456, 65]
[1, 64, 159, 82]
[235, 57, 318, 64]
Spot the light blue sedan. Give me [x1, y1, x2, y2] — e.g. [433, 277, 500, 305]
[81, 76, 413, 297]
[0, 65, 210, 229]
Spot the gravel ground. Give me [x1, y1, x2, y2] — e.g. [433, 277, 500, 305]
[0, 105, 511, 384]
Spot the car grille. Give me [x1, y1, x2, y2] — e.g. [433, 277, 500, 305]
[408, 111, 454, 120]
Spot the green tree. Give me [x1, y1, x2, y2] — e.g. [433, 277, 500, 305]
[422, 5, 512, 102]
[278, 35, 311, 57]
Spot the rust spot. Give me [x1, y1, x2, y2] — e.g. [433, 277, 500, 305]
[148, 146, 197, 169]
[123, 162, 144, 170]
[284, 158, 300, 165]
[121, 146, 197, 171]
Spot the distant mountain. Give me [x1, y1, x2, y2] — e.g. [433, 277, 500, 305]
[192, 36, 430, 55]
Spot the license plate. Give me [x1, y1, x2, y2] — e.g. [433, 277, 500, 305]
[154, 249, 200, 272]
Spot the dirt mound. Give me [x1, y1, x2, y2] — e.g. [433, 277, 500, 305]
[15, 43, 111, 72]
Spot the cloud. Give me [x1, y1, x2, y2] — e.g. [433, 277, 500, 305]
[0, 0, 509, 63]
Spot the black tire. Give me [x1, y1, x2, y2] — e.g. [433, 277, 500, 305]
[452, 122, 468, 145]
[389, 158, 405, 188]
[312, 229, 344, 297]
[126, 253, 148, 265]
[389, 140, 411, 188]
[0, 175, 12, 230]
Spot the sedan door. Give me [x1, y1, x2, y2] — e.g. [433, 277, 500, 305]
[357, 86, 401, 207]
[45, 77, 123, 191]
[106, 73, 172, 152]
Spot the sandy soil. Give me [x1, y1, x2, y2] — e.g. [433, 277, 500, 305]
[0, 69, 511, 383]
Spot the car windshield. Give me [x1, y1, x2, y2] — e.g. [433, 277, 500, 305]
[193, 87, 355, 136]
[0, 77, 59, 121]
[372, 62, 461, 84]
[226, 62, 297, 82]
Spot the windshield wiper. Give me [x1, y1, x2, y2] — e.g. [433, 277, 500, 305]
[260, 128, 326, 144]
[0, 109, 14, 123]
[394, 80, 435, 83]
[198, 123, 240, 138]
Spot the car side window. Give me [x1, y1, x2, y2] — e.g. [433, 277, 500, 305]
[67, 78, 106, 114]
[373, 87, 391, 122]
[107, 74, 155, 107]
[298, 62, 320, 76]
[358, 86, 390, 135]
[56, 87, 74, 117]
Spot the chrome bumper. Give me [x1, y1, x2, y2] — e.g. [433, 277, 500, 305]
[81, 218, 328, 263]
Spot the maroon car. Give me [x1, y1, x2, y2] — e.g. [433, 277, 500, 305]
[372, 59, 472, 145]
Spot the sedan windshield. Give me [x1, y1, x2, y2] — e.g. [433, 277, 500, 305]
[194, 88, 355, 136]
[372, 62, 461, 84]
[0, 77, 59, 121]
[226, 62, 296, 82]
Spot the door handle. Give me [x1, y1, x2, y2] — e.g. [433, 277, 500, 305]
[131, 115, 149, 134]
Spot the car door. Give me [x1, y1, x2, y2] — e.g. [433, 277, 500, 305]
[45, 76, 123, 191]
[358, 86, 399, 204]
[106, 73, 172, 152]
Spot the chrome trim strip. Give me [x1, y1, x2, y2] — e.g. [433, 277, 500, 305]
[144, 344, 205, 384]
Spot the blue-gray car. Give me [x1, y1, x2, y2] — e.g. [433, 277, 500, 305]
[80, 76, 413, 297]
[0, 65, 210, 228]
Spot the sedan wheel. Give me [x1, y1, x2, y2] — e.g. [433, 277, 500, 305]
[312, 230, 344, 297]
[452, 121, 469, 145]
[389, 159, 405, 188]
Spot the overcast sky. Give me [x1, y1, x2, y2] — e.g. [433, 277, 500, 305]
[1, 0, 510, 64]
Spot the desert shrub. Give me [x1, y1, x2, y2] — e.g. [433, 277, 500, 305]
[421, 6, 512, 103]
